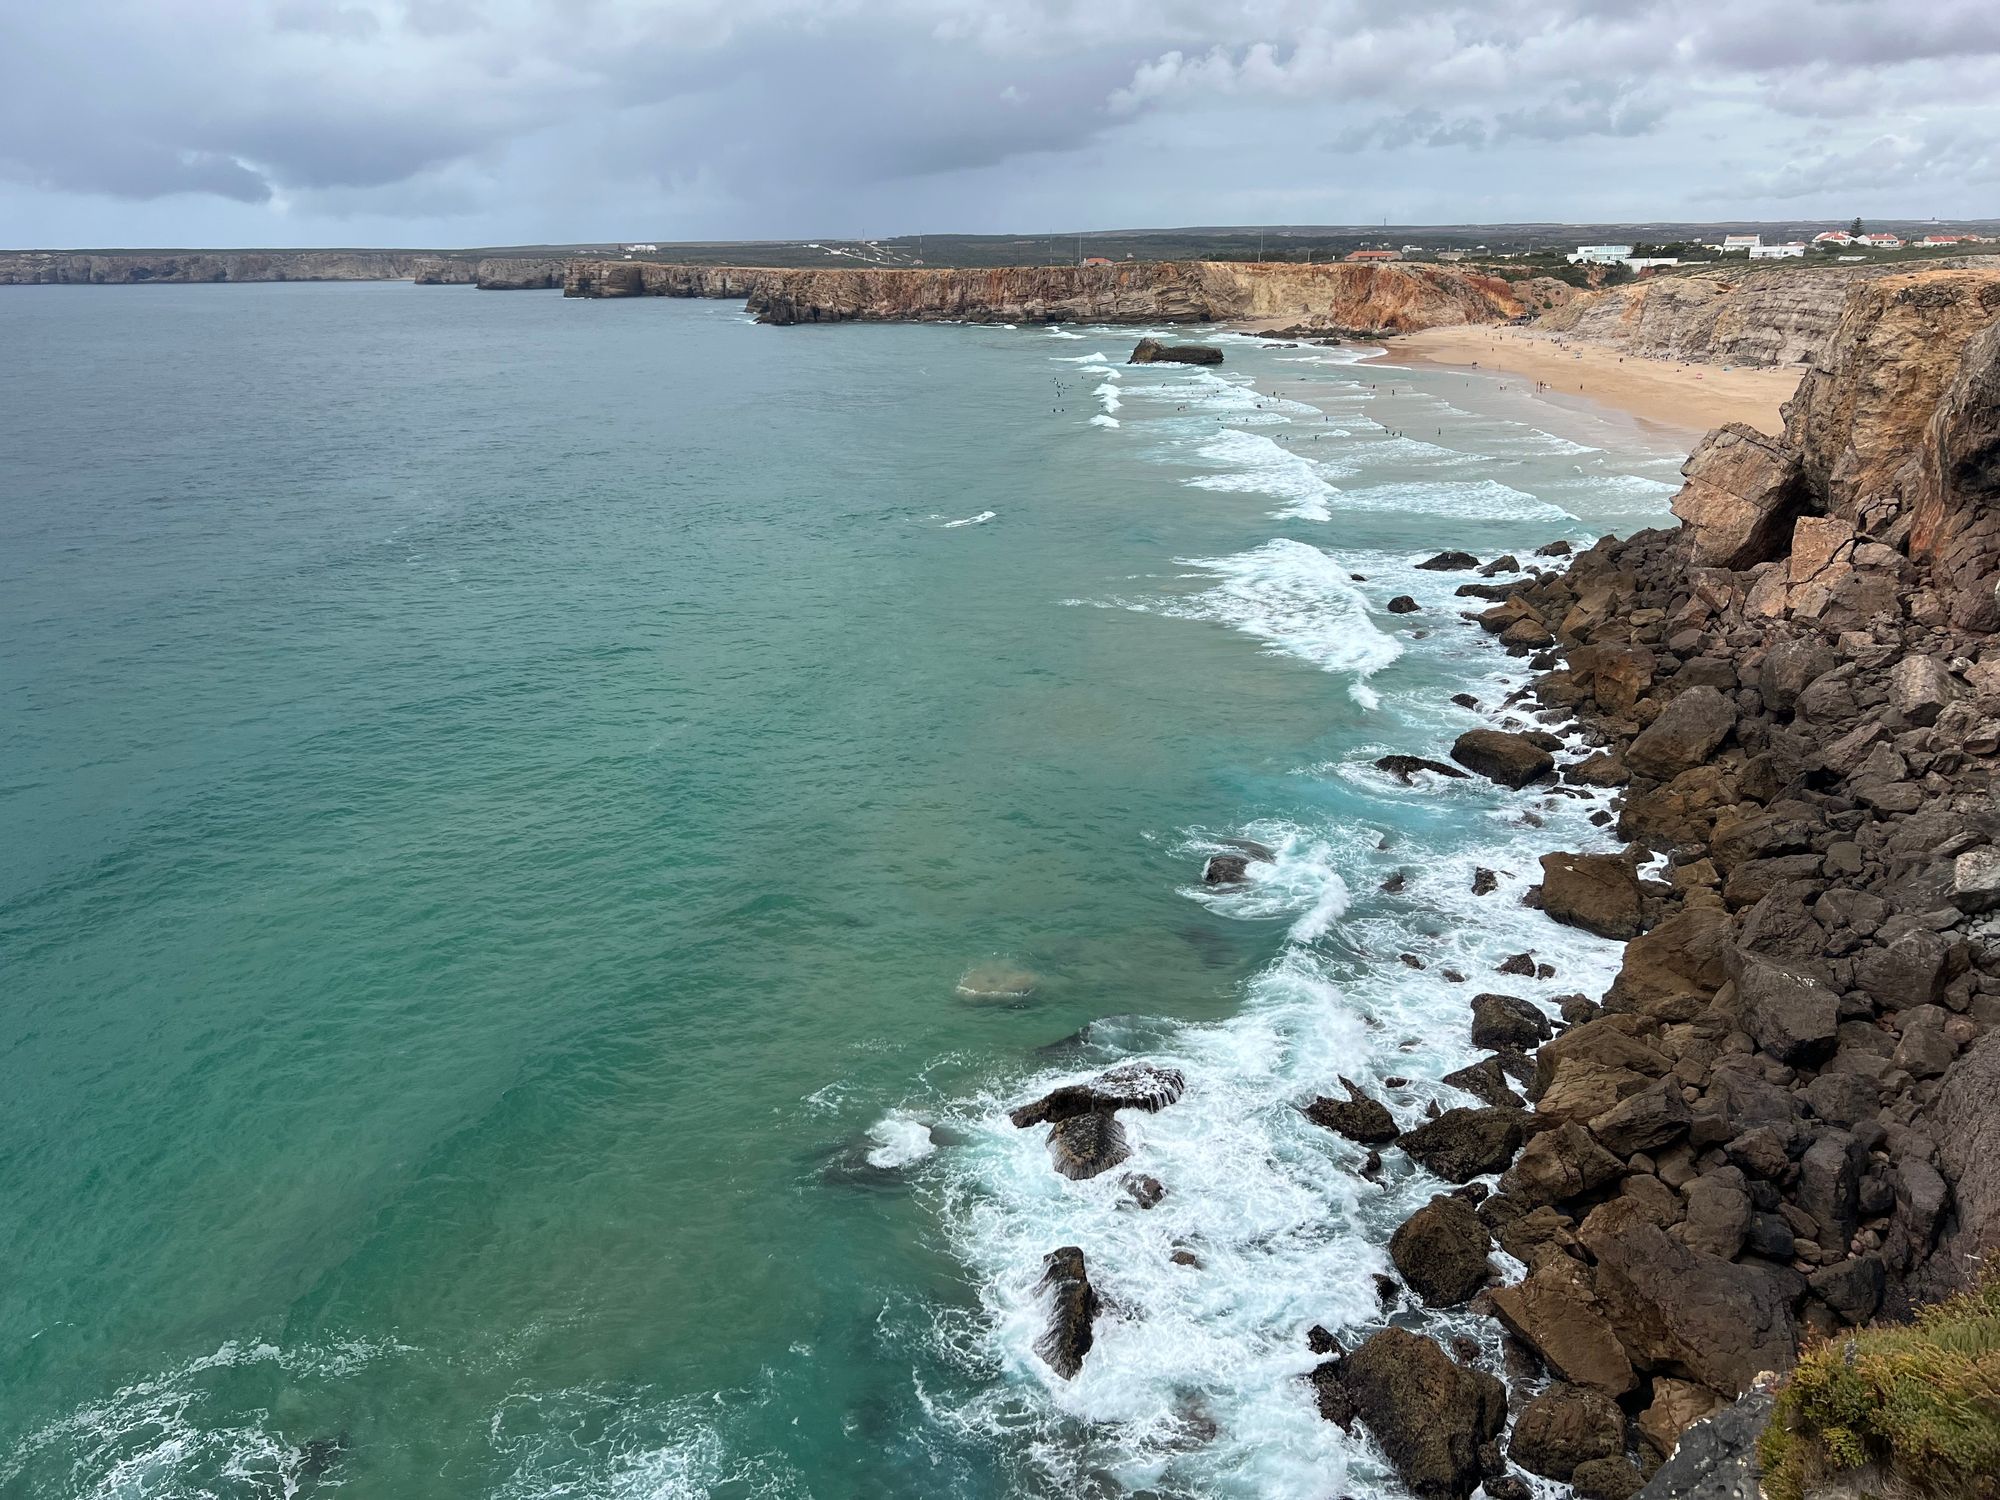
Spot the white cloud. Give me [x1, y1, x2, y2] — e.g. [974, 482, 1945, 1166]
[0, 0, 1996, 244]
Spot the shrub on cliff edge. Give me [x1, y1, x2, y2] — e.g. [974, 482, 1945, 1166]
[1759, 1264, 2000, 1500]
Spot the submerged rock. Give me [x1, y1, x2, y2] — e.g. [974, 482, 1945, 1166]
[954, 961, 1041, 1000]
[1377, 753, 1470, 783]
[1035, 1245, 1099, 1379]
[1305, 1078, 1400, 1144]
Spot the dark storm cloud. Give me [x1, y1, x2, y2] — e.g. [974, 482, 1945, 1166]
[1, 0, 1996, 244]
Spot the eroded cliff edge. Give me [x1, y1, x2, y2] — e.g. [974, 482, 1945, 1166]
[1534, 257, 1993, 368]
[561, 258, 1572, 334]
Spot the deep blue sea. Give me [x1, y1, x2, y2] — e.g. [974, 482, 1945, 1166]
[0, 281, 1687, 1499]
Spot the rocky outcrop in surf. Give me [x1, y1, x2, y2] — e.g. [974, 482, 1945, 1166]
[1533, 258, 1993, 368]
[560, 258, 1568, 334]
[1374, 264, 2000, 1490]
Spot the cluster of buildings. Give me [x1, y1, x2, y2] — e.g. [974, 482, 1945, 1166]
[1566, 229, 1990, 272]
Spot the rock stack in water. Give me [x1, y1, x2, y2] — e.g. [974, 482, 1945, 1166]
[1322, 267, 2000, 1499]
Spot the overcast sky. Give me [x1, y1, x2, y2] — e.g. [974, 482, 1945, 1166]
[3, 0, 1997, 248]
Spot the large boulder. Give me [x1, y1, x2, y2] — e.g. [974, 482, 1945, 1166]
[1668, 423, 1806, 570]
[1450, 729, 1555, 789]
[1399, 1107, 1527, 1182]
[1905, 313, 2000, 628]
[1128, 337, 1222, 365]
[1600, 904, 1744, 1024]
[1500, 1121, 1627, 1208]
[1578, 1202, 1798, 1396]
[1389, 1194, 1493, 1306]
[1625, 687, 1737, 781]
[1489, 1253, 1637, 1396]
[1728, 951, 1839, 1064]
[1472, 992, 1553, 1051]
[1010, 1063, 1186, 1127]
[1588, 1077, 1692, 1156]
[1034, 1245, 1099, 1378]
[1334, 1328, 1508, 1500]
[1045, 1110, 1131, 1179]
[1540, 851, 1645, 940]
[1510, 1384, 1627, 1481]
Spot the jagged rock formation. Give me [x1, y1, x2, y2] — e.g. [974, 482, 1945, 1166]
[1342, 264, 2000, 1493]
[0, 250, 435, 285]
[561, 258, 1569, 333]
[1535, 258, 1992, 368]
[561, 262, 784, 300]
[1671, 269, 2000, 629]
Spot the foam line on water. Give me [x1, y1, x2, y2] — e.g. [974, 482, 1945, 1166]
[944, 510, 997, 527]
[1165, 539, 1402, 708]
[1183, 429, 1349, 521]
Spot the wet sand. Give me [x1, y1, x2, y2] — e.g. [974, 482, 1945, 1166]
[1387, 326, 1803, 438]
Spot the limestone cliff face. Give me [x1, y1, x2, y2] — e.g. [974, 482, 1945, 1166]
[0, 250, 429, 285]
[561, 261, 780, 300]
[561, 258, 1554, 333]
[1536, 260, 1992, 368]
[471, 258, 567, 290]
[1668, 268, 2000, 628]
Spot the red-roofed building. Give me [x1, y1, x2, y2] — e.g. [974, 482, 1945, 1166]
[1344, 249, 1401, 262]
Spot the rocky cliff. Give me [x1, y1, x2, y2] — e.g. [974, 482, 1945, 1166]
[561, 257, 1567, 334]
[1300, 266, 2000, 1500]
[0, 250, 434, 285]
[560, 261, 781, 301]
[1536, 259, 1993, 368]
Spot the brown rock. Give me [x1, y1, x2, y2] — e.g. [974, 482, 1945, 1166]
[1637, 1377, 1726, 1460]
[1489, 1254, 1637, 1396]
[1578, 1202, 1798, 1395]
[1399, 1107, 1528, 1182]
[1626, 687, 1737, 781]
[1539, 851, 1645, 940]
[1509, 1383, 1626, 1481]
[1304, 1078, 1399, 1144]
[1334, 1328, 1508, 1500]
[1500, 1122, 1627, 1208]
[1451, 729, 1555, 789]
[1668, 423, 1805, 569]
[1390, 1194, 1494, 1307]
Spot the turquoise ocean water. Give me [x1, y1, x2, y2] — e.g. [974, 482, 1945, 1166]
[0, 283, 1686, 1499]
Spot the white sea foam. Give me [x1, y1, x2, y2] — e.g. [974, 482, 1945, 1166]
[1164, 538, 1402, 708]
[1334, 478, 1572, 525]
[944, 510, 997, 527]
[922, 767, 1626, 1497]
[1096, 382, 1124, 414]
[866, 1114, 938, 1169]
[1091, 415, 1122, 429]
[1053, 352, 1115, 364]
[1046, 328, 1086, 339]
[1183, 429, 1347, 521]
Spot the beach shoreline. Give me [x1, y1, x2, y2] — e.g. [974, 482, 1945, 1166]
[1381, 325, 1802, 439]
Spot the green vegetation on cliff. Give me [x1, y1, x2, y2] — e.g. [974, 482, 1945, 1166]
[1760, 1267, 2000, 1500]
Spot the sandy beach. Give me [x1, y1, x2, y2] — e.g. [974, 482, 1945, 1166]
[1388, 325, 1803, 438]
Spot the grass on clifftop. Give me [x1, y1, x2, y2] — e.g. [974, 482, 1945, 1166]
[1760, 1266, 2000, 1500]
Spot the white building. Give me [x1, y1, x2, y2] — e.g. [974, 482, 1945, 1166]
[1748, 242, 1807, 259]
[1861, 233, 1905, 249]
[1813, 231, 1855, 246]
[1720, 234, 1761, 252]
[1568, 244, 1634, 264]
